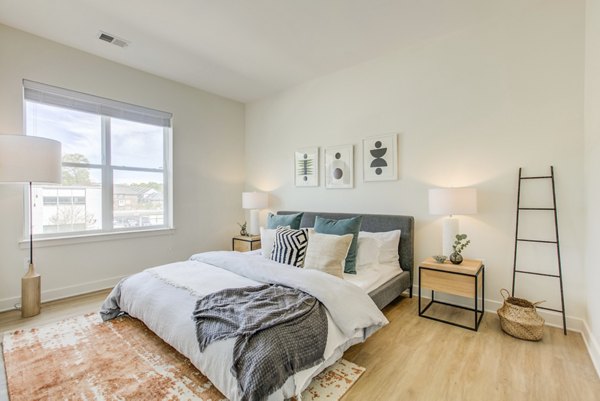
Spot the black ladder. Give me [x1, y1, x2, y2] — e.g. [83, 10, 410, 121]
[512, 166, 566, 335]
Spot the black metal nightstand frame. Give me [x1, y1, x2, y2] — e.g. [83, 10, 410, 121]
[232, 235, 261, 251]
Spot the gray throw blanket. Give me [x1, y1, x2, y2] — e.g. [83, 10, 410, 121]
[193, 284, 328, 401]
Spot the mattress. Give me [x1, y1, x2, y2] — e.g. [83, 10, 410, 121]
[344, 264, 403, 293]
[247, 250, 402, 295]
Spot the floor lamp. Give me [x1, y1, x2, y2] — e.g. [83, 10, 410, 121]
[428, 187, 477, 257]
[242, 192, 268, 236]
[0, 134, 62, 318]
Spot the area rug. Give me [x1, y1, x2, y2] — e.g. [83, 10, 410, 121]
[2, 313, 365, 400]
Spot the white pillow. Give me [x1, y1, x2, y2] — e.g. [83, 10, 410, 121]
[259, 227, 276, 258]
[356, 236, 382, 268]
[359, 230, 401, 265]
[260, 227, 275, 258]
[304, 231, 353, 278]
[260, 226, 292, 258]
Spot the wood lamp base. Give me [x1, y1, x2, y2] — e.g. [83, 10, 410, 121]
[21, 263, 41, 318]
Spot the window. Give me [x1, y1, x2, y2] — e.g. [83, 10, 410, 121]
[24, 80, 172, 238]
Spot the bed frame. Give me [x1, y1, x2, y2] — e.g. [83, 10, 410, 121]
[277, 211, 415, 309]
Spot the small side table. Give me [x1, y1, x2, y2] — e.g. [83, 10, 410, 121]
[418, 257, 485, 331]
[232, 235, 261, 252]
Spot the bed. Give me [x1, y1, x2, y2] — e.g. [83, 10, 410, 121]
[101, 211, 414, 401]
[277, 211, 415, 308]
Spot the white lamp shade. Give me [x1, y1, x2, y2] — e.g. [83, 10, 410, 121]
[242, 192, 268, 210]
[429, 187, 477, 215]
[0, 135, 62, 183]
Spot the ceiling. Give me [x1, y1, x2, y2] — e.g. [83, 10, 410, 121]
[0, 0, 536, 102]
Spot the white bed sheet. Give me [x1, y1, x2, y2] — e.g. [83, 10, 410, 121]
[344, 264, 403, 293]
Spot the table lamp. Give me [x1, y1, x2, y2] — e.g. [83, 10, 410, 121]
[0, 134, 62, 317]
[428, 187, 477, 257]
[242, 192, 268, 236]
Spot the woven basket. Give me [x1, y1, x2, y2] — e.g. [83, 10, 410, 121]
[497, 289, 545, 341]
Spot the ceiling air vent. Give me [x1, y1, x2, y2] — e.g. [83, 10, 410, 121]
[98, 31, 130, 48]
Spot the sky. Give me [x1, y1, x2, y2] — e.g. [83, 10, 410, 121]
[25, 102, 165, 185]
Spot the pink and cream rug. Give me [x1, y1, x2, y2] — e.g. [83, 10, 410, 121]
[1, 313, 365, 400]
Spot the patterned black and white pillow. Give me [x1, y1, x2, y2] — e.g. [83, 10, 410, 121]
[270, 227, 309, 267]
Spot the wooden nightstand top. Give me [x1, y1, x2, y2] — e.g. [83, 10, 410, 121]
[233, 235, 261, 242]
[420, 257, 483, 275]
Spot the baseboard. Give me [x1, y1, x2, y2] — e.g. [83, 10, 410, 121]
[579, 320, 600, 379]
[482, 298, 585, 331]
[413, 285, 582, 329]
[413, 285, 599, 378]
[0, 275, 125, 313]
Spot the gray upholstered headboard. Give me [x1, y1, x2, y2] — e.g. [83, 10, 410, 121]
[277, 211, 415, 285]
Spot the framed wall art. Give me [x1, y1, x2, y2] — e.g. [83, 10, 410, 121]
[325, 145, 353, 189]
[295, 147, 319, 187]
[363, 133, 398, 182]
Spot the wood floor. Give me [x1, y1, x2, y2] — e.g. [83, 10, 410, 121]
[1, 291, 598, 401]
[345, 297, 600, 401]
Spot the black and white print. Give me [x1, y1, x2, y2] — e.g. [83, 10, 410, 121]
[294, 147, 319, 187]
[362, 134, 398, 182]
[325, 145, 353, 189]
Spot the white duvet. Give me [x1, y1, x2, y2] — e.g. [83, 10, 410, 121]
[105, 251, 388, 401]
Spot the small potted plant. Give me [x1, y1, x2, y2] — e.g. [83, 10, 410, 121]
[238, 221, 249, 237]
[450, 234, 470, 264]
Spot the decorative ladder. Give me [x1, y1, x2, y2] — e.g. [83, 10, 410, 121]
[512, 166, 566, 335]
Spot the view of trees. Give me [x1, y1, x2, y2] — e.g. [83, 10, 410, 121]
[49, 205, 97, 228]
[45, 153, 164, 230]
[129, 182, 163, 193]
[62, 153, 93, 185]
[61, 153, 163, 195]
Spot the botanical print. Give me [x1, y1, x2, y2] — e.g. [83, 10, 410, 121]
[295, 147, 319, 187]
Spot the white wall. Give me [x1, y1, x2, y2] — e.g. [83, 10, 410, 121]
[585, 0, 600, 370]
[246, 1, 586, 325]
[0, 24, 245, 309]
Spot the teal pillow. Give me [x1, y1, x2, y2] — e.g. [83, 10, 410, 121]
[313, 215, 363, 274]
[266, 212, 303, 230]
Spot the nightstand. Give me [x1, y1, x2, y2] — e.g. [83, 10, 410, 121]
[418, 257, 485, 331]
[232, 235, 261, 252]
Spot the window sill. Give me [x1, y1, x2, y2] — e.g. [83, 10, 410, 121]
[19, 227, 176, 249]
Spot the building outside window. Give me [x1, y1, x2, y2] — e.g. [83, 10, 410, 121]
[24, 80, 173, 238]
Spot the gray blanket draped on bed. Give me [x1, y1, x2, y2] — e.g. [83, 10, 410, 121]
[192, 284, 328, 401]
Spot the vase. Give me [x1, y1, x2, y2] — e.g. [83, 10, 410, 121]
[449, 252, 463, 265]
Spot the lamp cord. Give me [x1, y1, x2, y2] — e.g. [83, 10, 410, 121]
[29, 181, 33, 265]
